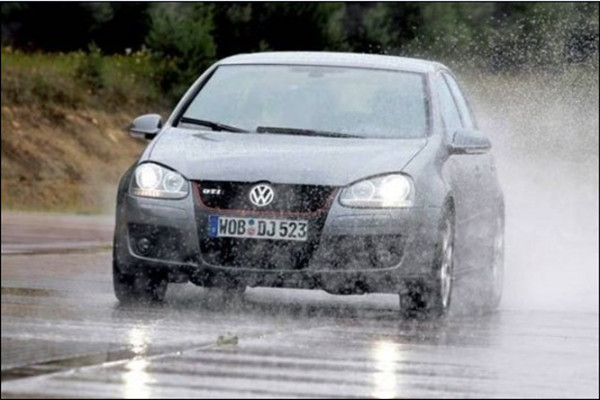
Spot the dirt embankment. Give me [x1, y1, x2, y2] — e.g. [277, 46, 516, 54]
[0, 50, 169, 213]
[1, 104, 147, 213]
[0, 90, 155, 216]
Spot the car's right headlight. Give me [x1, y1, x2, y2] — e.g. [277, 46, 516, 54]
[130, 163, 189, 199]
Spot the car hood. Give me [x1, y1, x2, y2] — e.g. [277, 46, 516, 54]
[146, 128, 428, 186]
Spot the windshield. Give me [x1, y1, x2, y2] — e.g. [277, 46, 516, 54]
[180, 65, 429, 138]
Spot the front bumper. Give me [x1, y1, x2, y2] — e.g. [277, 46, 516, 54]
[114, 190, 443, 294]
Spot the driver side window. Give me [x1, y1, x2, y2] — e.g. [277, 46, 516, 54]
[442, 72, 476, 130]
[436, 74, 463, 136]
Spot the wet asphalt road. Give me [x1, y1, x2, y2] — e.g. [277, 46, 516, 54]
[1, 212, 598, 398]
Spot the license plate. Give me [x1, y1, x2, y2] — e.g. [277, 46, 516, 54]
[208, 216, 308, 241]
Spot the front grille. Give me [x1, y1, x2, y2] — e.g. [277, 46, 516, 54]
[197, 181, 336, 213]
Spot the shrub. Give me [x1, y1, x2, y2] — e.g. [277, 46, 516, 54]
[75, 43, 105, 91]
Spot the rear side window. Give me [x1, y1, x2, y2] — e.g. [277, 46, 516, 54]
[436, 74, 463, 135]
[442, 72, 476, 130]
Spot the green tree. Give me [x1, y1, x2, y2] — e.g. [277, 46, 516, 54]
[361, 3, 422, 54]
[145, 3, 217, 100]
[1, 2, 112, 51]
[478, 3, 598, 72]
[211, 2, 346, 57]
[212, 3, 257, 57]
[256, 3, 346, 52]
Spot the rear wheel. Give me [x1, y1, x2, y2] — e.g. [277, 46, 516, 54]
[400, 211, 454, 318]
[113, 260, 168, 304]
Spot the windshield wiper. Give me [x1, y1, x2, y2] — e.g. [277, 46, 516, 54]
[256, 126, 364, 138]
[179, 116, 249, 133]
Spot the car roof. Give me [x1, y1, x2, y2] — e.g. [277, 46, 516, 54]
[218, 51, 445, 74]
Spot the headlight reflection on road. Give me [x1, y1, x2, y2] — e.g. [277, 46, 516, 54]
[371, 340, 400, 399]
[123, 325, 154, 398]
[128, 325, 149, 355]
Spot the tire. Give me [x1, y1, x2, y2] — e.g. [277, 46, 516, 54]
[481, 214, 504, 311]
[113, 260, 168, 304]
[400, 210, 455, 318]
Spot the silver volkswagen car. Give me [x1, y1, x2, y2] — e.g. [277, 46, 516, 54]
[113, 52, 504, 317]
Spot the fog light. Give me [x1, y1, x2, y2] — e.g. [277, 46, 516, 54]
[375, 249, 393, 264]
[372, 240, 397, 265]
[137, 237, 152, 255]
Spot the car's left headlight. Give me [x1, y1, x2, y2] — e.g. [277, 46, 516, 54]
[339, 174, 413, 208]
[130, 163, 189, 199]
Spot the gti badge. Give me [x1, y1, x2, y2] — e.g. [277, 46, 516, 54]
[202, 188, 223, 195]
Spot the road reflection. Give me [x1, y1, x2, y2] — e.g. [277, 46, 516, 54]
[122, 325, 153, 398]
[371, 340, 400, 398]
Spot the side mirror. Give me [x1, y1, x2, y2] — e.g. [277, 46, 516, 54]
[129, 114, 163, 139]
[449, 129, 491, 155]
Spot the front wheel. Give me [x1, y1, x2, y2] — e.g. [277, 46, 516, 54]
[481, 214, 504, 311]
[400, 211, 455, 318]
[113, 260, 168, 304]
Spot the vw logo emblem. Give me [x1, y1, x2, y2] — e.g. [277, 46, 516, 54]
[249, 184, 275, 207]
